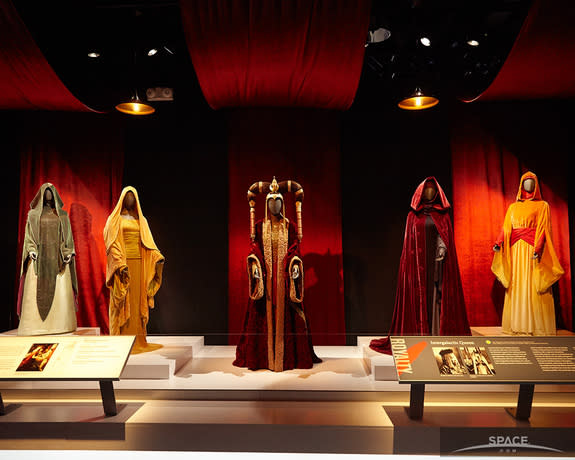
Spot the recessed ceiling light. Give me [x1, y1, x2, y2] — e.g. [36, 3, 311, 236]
[467, 39, 480, 47]
[147, 48, 158, 57]
[420, 37, 431, 47]
[87, 51, 100, 58]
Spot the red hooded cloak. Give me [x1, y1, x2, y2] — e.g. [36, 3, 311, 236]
[370, 177, 471, 354]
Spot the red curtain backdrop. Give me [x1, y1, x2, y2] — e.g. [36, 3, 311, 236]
[469, 0, 575, 101]
[180, 0, 371, 110]
[228, 109, 345, 345]
[0, 0, 93, 111]
[17, 116, 124, 334]
[450, 105, 572, 329]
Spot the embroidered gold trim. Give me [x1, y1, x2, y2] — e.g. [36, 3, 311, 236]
[247, 254, 264, 300]
[288, 256, 304, 303]
[262, 217, 289, 372]
[274, 219, 288, 372]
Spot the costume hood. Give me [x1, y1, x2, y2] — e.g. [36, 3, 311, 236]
[516, 171, 542, 201]
[29, 183, 65, 215]
[104, 186, 159, 252]
[410, 176, 451, 212]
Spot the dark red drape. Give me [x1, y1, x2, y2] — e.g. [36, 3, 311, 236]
[228, 109, 345, 345]
[450, 104, 572, 329]
[17, 116, 124, 334]
[180, 0, 371, 110]
[0, 0, 93, 111]
[470, 0, 575, 101]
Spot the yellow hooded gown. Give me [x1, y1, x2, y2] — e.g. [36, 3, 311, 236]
[103, 186, 164, 353]
[491, 172, 564, 335]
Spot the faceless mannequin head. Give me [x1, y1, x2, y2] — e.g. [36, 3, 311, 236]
[422, 180, 437, 203]
[268, 196, 283, 216]
[43, 188, 55, 208]
[523, 178, 535, 193]
[123, 191, 136, 211]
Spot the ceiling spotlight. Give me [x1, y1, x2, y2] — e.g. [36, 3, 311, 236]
[87, 51, 100, 58]
[467, 39, 480, 47]
[398, 87, 439, 111]
[147, 48, 158, 57]
[420, 37, 431, 47]
[366, 27, 392, 46]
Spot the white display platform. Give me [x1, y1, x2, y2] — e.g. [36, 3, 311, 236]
[1, 329, 203, 381]
[120, 336, 202, 380]
[471, 326, 575, 336]
[3, 335, 572, 398]
[0, 327, 101, 337]
[357, 336, 396, 381]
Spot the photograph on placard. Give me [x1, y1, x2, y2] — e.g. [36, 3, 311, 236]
[459, 346, 496, 375]
[433, 347, 467, 375]
[16, 343, 58, 371]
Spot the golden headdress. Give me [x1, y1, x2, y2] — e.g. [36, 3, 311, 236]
[247, 177, 304, 242]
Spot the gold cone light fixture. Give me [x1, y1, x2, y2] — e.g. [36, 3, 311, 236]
[398, 87, 439, 110]
[115, 13, 156, 117]
[115, 91, 155, 115]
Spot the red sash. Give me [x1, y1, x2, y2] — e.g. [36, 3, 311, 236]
[510, 227, 535, 247]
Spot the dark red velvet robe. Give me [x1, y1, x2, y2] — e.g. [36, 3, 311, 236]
[370, 177, 471, 355]
[233, 219, 321, 371]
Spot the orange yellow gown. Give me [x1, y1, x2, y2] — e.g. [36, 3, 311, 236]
[104, 186, 164, 353]
[491, 172, 564, 335]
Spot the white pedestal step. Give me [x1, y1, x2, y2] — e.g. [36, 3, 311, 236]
[357, 336, 397, 381]
[120, 336, 203, 379]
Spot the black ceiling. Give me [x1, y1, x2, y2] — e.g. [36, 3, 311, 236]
[12, 0, 532, 113]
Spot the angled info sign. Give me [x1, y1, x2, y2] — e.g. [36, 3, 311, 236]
[0, 336, 134, 381]
[389, 335, 575, 384]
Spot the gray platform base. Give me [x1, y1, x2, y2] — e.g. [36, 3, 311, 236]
[0, 400, 394, 454]
[0, 402, 142, 440]
[386, 405, 575, 456]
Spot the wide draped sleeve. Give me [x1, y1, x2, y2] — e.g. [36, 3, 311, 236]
[533, 201, 564, 293]
[491, 204, 513, 289]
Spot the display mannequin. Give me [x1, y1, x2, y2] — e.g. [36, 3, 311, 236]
[491, 171, 563, 335]
[370, 177, 470, 355]
[17, 183, 78, 336]
[104, 186, 164, 353]
[233, 178, 321, 371]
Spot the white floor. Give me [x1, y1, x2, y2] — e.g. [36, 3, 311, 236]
[2, 333, 575, 455]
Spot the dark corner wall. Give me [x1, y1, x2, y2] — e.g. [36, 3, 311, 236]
[0, 116, 21, 333]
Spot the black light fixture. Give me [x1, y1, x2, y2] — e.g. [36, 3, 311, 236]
[398, 87, 439, 110]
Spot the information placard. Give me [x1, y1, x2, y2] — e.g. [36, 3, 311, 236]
[0, 335, 135, 381]
[390, 335, 575, 384]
